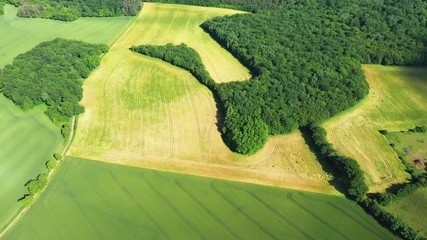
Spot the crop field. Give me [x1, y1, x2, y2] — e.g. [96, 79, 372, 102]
[324, 65, 427, 192]
[0, 4, 134, 68]
[0, 3, 134, 230]
[0, 96, 62, 230]
[68, 3, 333, 194]
[2, 157, 397, 240]
[385, 188, 427, 235]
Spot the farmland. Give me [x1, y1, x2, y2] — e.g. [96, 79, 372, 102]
[324, 65, 427, 192]
[0, 4, 134, 68]
[0, 3, 135, 230]
[386, 188, 427, 235]
[68, 3, 333, 193]
[0, 96, 62, 230]
[2, 157, 397, 240]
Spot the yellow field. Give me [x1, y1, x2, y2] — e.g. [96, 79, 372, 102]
[324, 65, 427, 192]
[68, 3, 334, 194]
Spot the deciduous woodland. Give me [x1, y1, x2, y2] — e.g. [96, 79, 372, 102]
[139, 0, 427, 155]
[0, 39, 107, 127]
[0, 0, 141, 20]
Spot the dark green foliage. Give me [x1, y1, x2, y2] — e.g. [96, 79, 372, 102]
[131, 43, 268, 154]
[307, 124, 368, 201]
[145, 0, 426, 154]
[0, 38, 108, 124]
[377, 179, 427, 206]
[144, 0, 283, 12]
[361, 198, 422, 240]
[8, 0, 142, 21]
[131, 44, 216, 88]
[222, 107, 268, 155]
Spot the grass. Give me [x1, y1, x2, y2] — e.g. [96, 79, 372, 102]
[0, 3, 134, 230]
[0, 96, 62, 230]
[385, 188, 427, 235]
[324, 65, 427, 192]
[3, 157, 397, 240]
[385, 130, 426, 174]
[0, 4, 134, 68]
[68, 3, 333, 194]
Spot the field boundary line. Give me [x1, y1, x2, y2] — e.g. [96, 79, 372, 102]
[326, 202, 389, 240]
[175, 180, 240, 239]
[247, 191, 313, 240]
[287, 192, 350, 240]
[0, 116, 77, 239]
[140, 174, 207, 240]
[79, 166, 137, 240]
[209, 182, 277, 240]
[108, 171, 171, 240]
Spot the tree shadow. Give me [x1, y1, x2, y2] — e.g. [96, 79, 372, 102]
[299, 126, 348, 196]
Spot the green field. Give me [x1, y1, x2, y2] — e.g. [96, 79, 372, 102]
[0, 96, 62, 230]
[0, 4, 134, 68]
[324, 65, 427, 192]
[0, 3, 135, 230]
[386, 188, 427, 235]
[3, 157, 397, 240]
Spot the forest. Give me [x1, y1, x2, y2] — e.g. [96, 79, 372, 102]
[0, 0, 141, 20]
[141, 0, 427, 155]
[0, 38, 108, 125]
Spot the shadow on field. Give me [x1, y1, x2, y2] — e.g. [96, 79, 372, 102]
[299, 127, 347, 195]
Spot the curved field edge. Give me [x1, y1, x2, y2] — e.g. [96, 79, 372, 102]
[0, 4, 135, 68]
[68, 3, 333, 194]
[0, 96, 62, 230]
[2, 157, 397, 240]
[324, 65, 427, 192]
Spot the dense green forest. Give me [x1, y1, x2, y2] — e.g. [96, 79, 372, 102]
[0, 0, 141, 20]
[0, 38, 108, 126]
[141, 0, 427, 155]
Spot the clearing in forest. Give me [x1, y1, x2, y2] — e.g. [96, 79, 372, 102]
[0, 96, 62, 230]
[324, 65, 427, 192]
[2, 157, 397, 240]
[68, 3, 333, 193]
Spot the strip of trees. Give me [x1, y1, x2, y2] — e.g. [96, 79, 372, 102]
[0, 0, 141, 20]
[140, 0, 426, 157]
[131, 44, 268, 155]
[305, 124, 422, 240]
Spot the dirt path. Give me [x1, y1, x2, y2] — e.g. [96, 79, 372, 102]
[0, 116, 77, 239]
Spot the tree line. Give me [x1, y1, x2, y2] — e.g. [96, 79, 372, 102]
[304, 124, 422, 240]
[0, 0, 141, 21]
